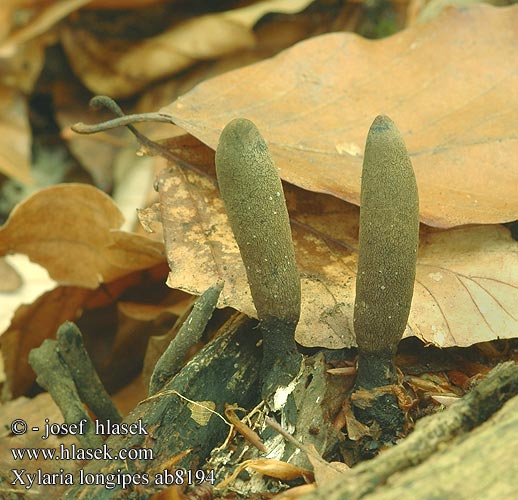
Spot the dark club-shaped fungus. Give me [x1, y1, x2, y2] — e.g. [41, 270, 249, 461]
[215, 118, 302, 401]
[354, 115, 419, 392]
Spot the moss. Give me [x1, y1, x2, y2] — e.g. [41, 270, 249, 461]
[353, 115, 419, 389]
[215, 118, 301, 398]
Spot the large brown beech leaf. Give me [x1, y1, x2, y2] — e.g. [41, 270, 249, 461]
[60, 0, 315, 97]
[146, 137, 518, 349]
[0, 184, 165, 288]
[160, 4, 518, 228]
[0, 86, 31, 183]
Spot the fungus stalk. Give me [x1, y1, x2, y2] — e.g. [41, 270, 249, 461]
[354, 115, 419, 391]
[215, 118, 302, 400]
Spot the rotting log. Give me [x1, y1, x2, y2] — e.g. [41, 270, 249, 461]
[61, 314, 261, 499]
[300, 361, 518, 500]
[362, 394, 518, 500]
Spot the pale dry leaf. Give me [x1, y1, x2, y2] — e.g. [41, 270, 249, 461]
[112, 149, 156, 231]
[0, 3, 11, 41]
[224, 0, 316, 24]
[112, 374, 147, 417]
[0, 86, 32, 183]
[1, 285, 91, 399]
[153, 140, 518, 348]
[0, 255, 56, 334]
[117, 301, 184, 321]
[0, 37, 46, 93]
[161, 4, 518, 228]
[0, 184, 165, 288]
[54, 80, 130, 190]
[412, 226, 518, 347]
[0, 257, 21, 292]
[0, 0, 92, 57]
[138, 203, 164, 237]
[431, 394, 460, 406]
[60, 0, 315, 97]
[342, 399, 371, 441]
[188, 400, 216, 426]
[305, 444, 349, 485]
[1, 263, 170, 399]
[272, 484, 316, 500]
[217, 458, 314, 489]
[0, 393, 79, 497]
[244, 458, 314, 481]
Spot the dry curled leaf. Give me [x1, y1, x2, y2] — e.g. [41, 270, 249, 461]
[0, 86, 32, 184]
[272, 484, 316, 499]
[1, 286, 91, 399]
[0, 393, 79, 497]
[305, 444, 349, 485]
[0, 257, 21, 292]
[188, 400, 216, 426]
[161, 4, 518, 228]
[149, 138, 518, 349]
[1, 262, 170, 399]
[217, 458, 314, 489]
[0, 183, 165, 288]
[61, 0, 315, 97]
[342, 399, 371, 441]
[0, 0, 91, 57]
[225, 404, 267, 453]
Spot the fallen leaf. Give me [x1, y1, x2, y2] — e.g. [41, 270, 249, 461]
[61, 0, 315, 97]
[305, 444, 349, 484]
[0, 0, 91, 57]
[111, 148, 158, 230]
[272, 484, 316, 499]
[0, 3, 10, 41]
[54, 80, 131, 190]
[0, 86, 32, 184]
[0, 183, 165, 288]
[225, 404, 267, 453]
[1, 286, 91, 400]
[430, 394, 460, 406]
[0, 393, 80, 497]
[217, 458, 314, 489]
[150, 138, 518, 349]
[0, 257, 21, 292]
[342, 399, 371, 441]
[188, 400, 216, 426]
[412, 227, 518, 347]
[1, 261, 171, 399]
[160, 4, 518, 228]
[112, 374, 147, 416]
[117, 300, 187, 321]
[0, 255, 56, 335]
[0, 37, 46, 93]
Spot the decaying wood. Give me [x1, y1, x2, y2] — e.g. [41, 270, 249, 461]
[279, 353, 344, 467]
[301, 361, 518, 500]
[148, 280, 223, 395]
[362, 394, 518, 499]
[61, 314, 261, 499]
[29, 336, 103, 450]
[56, 322, 122, 425]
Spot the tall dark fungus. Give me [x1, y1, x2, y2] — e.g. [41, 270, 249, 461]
[354, 115, 419, 391]
[215, 118, 302, 401]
